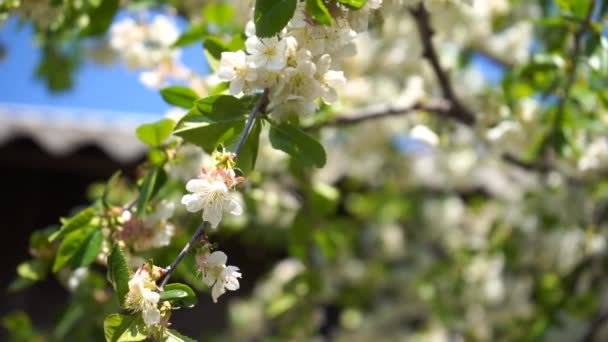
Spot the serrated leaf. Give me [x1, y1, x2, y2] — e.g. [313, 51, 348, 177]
[254, 0, 297, 38]
[107, 244, 130, 307]
[161, 283, 197, 309]
[103, 314, 147, 342]
[49, 207, 95, 242]
[163, 329, 196, 342]
[136, 166, 166, 218]
[337, 0, 368, 10]
[306, 0, 333, 25]
[136, 119, 176, 147]
[160, 86, 199, 109]
[53, 227, 102, 272]
[269, 122, 326, 168]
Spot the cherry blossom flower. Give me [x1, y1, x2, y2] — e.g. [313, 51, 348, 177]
[125, 267, 161, 326]
[197, 251, 242, 303]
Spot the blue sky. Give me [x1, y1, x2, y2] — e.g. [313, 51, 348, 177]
[0, 14, 504, 121]
[0, 14, 209, 118]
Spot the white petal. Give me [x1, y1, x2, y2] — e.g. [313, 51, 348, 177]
[142, 306, 161, 326]
[203, 204, 223, 228]
[202, 271, 216, 287]
[186, 179, 208, 193]
[208, 251, 228, 266]
[229, 79, 245, 96]
[181, 194, 205, 213]
[226, 196, 243, 216]
[211, 282, 225, 303]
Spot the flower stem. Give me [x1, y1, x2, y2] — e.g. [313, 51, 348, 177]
[158, 88, 270, 288]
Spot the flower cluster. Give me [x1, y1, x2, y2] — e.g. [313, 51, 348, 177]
[124, 266, 162, 326]
[181, 152, 245, 228]
[196, 250, 242, 303]
[217, 2, 384, 120]
[109, 15, 191, 89]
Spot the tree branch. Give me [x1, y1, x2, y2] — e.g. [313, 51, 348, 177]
[409, 3, 476, 125]
[305, 100, 451, 130]
[158, 89, 270, 288]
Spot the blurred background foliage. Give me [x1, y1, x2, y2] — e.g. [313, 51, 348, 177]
[2, 0, 608, 341]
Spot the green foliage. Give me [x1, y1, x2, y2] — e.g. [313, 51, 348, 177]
[203, 3, 236, 26]
[306, 0, 334, 26]
[49, 207, 95, 242]
[160, 86, 199, 109]
[80, 0, 119, 36]
[337, 0, 368, 10]
[269, 122, 327, 168]
[160, 283, 198, 309]
[103, 314, 148, 342]
[107, 244, 131, 307]
[235, 118, 262, 174]
[136, 166, 167, 218]
[254, 0, 298, 37]
[173, 94, 258, 152]
[162, 329, 196, 342]
[136, 119, 176, 147]
[53, 227, 103, 272]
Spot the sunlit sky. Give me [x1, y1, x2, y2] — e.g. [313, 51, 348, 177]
[0, 13, 503, 120]
[0, 14, 209, 117]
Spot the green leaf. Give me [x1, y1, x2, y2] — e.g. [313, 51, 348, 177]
[234, 118, 261, 174]
[136, 119, 176, 147]
[195, 95, 248, 121]
[163, 329, 196, 342]
[163, 329, 195, 342]
[203, 3, 235, 26]
[17, 259, 49, 281]
[160, 86, 199, 109]
[337, 0, 368, 9]
[103, 170, 122, 209]
[103, 314, 147, 342]
[49, 207, 95, 242]
[269, 122, 326, 168]
[161, 283, 198, 309]
[107, 244, 131, 307]
[172, 23, 207, 47]
[203, 36, 230, 61]
[254, 0, 298, 38]
[306, 0, 333, 25]
[174, 116, 246, 153]
[53, 227, 102, 272]
[136, 166, 167, 218]
[81, 0, 119, 36]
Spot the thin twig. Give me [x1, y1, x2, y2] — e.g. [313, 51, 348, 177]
[234, 88, 269, 156]
[158, 221, 208, 288]
[158, 89, 270, 288]
[305, 100, 451, 130]
[409, 3, 476, 125]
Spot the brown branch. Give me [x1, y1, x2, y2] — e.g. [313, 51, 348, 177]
[305, 100, 451, 130]
[409, 3, 476, 126]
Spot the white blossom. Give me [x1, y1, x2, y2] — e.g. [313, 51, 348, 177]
[125, 268, 161, 326]
[245, 36, 288, 71]
[197, 251, 242, 303]
[218, 50, 258, 95]
[181, 168, 244, 228]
